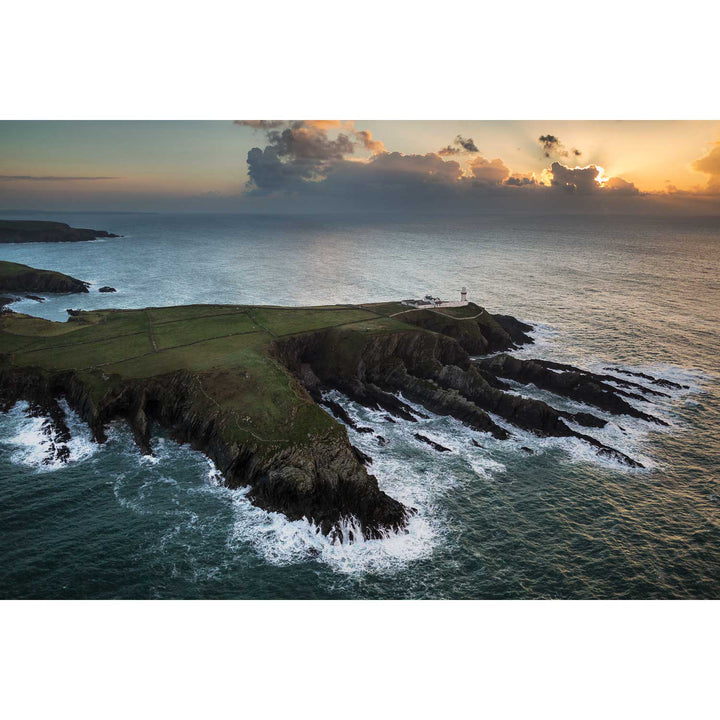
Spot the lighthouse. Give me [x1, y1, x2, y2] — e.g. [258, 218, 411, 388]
[460, 286, 467, 303]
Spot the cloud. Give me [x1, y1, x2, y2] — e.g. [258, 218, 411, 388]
[539, 134, 566, 158]
[692, 141, 720, 190]
[468, 156, 510, 185]
[236, 121, 653, 212]
[234, 120, 288, 130]
[549, 162, 638, 195]
[539, 134, 582, 159]
[352, 128, 385, 154]
[438, 145, 461, 156]
[456, 135, 479, 153]
[549, 162, 599, 193]
[438, 135, 479, 156]
[266, 126, 355, 160]
[241, 120, 386, 192]
[504, 174, 536, 186]
[0, 175, 120, 181]
[602, 176, 639, 195]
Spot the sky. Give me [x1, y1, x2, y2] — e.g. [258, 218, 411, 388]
[1, 120, 720, 214]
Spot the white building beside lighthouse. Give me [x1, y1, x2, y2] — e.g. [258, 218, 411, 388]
[401, 287, 470, 308]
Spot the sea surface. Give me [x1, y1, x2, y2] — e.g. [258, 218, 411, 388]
[1, 211, 719, 599]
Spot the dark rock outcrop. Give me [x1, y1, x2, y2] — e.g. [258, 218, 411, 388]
[604, 366, 688, 390]
[274, 324, 646, 468]
[414, 433, 451, 452]
[398, 304, 525, 355]
[492, 314, 535, 346]
[98, 286, 117, 293]
[475, 354, 668, 426]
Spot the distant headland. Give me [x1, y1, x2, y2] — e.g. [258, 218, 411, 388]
[0, 219, 120, 243]
[0, 262, 681, 541]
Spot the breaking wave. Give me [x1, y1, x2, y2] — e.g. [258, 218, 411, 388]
[1, 400, 97, 471]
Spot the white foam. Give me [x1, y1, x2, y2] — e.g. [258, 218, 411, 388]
[1, 399, 97, 471]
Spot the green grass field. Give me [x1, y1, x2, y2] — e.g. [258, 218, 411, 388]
[0, 301, 418, 444]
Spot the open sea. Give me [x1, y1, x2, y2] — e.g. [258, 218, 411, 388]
[0, 211, 718, 599]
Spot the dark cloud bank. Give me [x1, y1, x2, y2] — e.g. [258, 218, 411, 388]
[231, 121, 677, 214]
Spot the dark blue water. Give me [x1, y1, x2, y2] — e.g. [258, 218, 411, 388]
[1, 211, 718, 598]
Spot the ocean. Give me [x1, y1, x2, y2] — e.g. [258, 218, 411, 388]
[1, 211, 718, 599]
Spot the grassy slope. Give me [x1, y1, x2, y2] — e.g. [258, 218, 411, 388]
[0, 302, 417, 446]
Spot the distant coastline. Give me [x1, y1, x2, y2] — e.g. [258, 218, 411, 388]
[0, 219, 120, 244]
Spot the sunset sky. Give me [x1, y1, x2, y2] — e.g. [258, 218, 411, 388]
[1, 120, 719, 213]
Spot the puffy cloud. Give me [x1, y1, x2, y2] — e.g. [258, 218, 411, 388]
[549, 162, 638, 195]
[468, 156, 510, 185]
[438, 135, 479, 156]
[266, 126, 354, 160]
[246, 146, 322, 191]
[240, 120, 386, 192]
[549, 162, 600, 193]
[692, 141, 720, 190]
[603, 176, 639, 195]
[336, 152, 465, 186]
[352, 128, 385, 154]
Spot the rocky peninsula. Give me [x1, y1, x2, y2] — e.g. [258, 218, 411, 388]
[0, 219, 120, 243]
[0, 287, 676, 540]
[1, 260, 90, 312]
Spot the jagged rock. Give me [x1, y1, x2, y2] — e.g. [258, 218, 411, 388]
[275, 320, 646, 468]
[414, 433, 451, 452]
[352, 446, 373, 466]
[492, 314, 535, 345]
[476, 354, 668, 426]
[98, 286, 117, 293]
[520, 446, 534, 454]
[377, 435, 389, 446]
[24, 294, 45, 302]
[603, 366, 688, 390]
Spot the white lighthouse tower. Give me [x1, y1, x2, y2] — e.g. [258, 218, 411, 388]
[460, 286, 468, 303]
